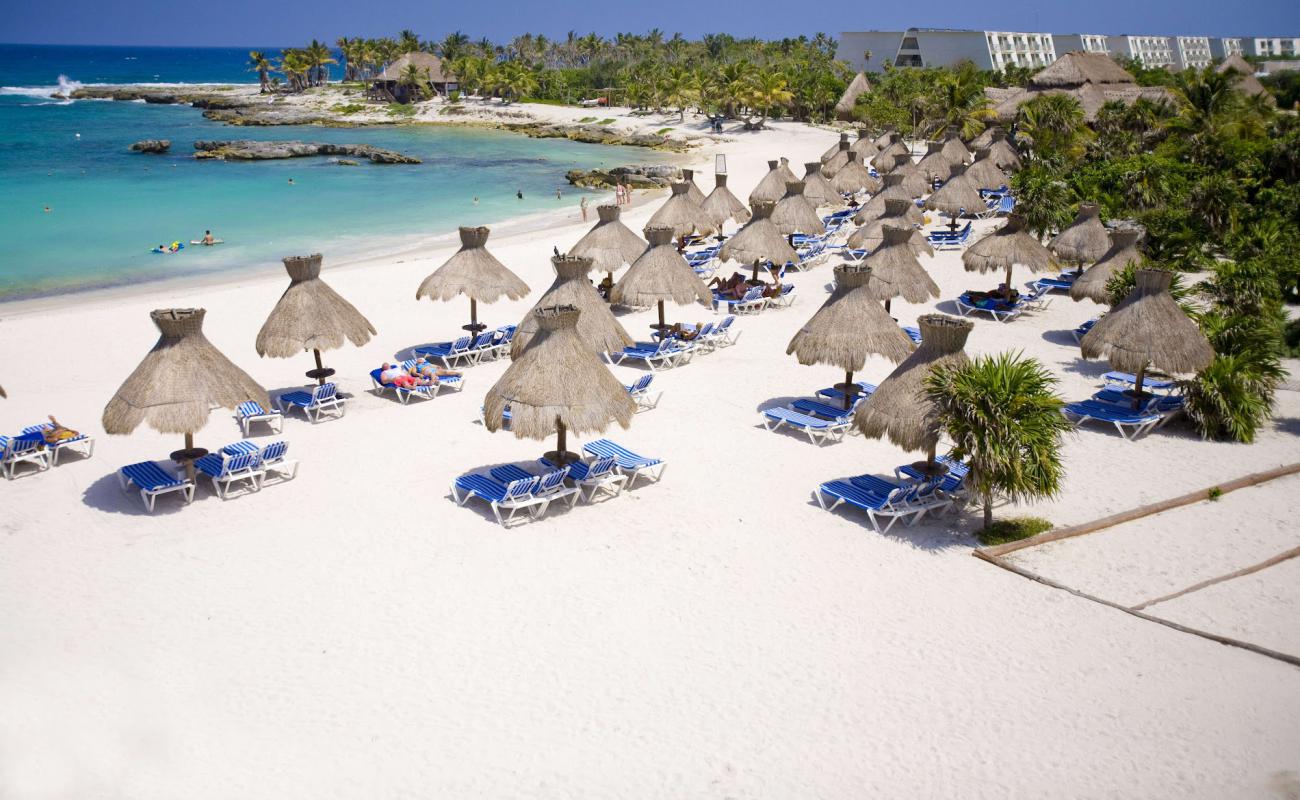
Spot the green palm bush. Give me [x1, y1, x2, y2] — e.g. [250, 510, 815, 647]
[925, 353, 1073, 531]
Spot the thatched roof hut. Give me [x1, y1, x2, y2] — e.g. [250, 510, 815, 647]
[924, 164, 985, 219]
[1217, 55, 1272, 103]
[968, 126, 1000, 150]
[485, 304, 635, 463]
[567, 205, 646, 276]
[865, 226, 940, 304]
[772, 181, 827, 236]
[965, 148, 1009, 190]
[801, 162, 842, 208]
[915, 141, 955, 183]
[719, 201, 798, 276]
[940, 129, 971, 165]
[870, 143, 905, 174]
[702, 173, 752, 226]
[611, 226, 712, 328]
[1080, 269, 1213, 397]
[1070, 229, 1143, 304]
[886, 156, 931, 198]
[648, 181, 716, 239]
[1032, 52, 1135, 88]
[822, 132, 851, 165]
[853, 173, 914, 224]
[830, 152, 881, 196]
[986, 129, 1022, 172]
[853, 313, 973, 458]
[835, 73, 872, 120]
[777, 157, 799, 184]
[962, 214, 1057, 288]
[512, 255, 633, 357]
[680, 168, 710, 208]
[256, 253, 377, 383]
[1050, 203, 1110, 265]
[848, 199, 930, 255]
[850, 127, 879, 158]
[417, 226, 530, 331]
[750, 160, 791, 205]
[788, 264, 915, 407]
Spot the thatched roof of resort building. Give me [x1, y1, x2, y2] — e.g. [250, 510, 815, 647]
[1217, 55, 1272, 103]
[1031, 52, 1136, 88]
[377, 52, 449, 83]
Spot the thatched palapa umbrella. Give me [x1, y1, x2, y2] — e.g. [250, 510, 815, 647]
[854, 314, 974, 476]
[801, 162, 841, 208]
[854, 173, 913, 224]
[965, 148, 1008, 190]
[866, 225, 940, 313]
[962, 214, 1057, 291]
[703, 173, 751, 227]
[1050, 203, 1110, 267]
[567, 204, 646, 279]
[850, 127, 879, 158]
[987, 129, 1021, 172]
[513, 255, 633, 356]
[836, 74, 872, 120]
[823, 137, 851, 177]
[873, 127, 898, 149]
[968, 126, 1000, 150]
[830, 152, 880, 196]
[106, 308, 271, 481]
[925, 164, 984, 226]
[750, 159, 791, 205]
[887, 157, 931, 198]
[1080, 269, 1213, 406]
[679, 168, 709, 208]
[256, 254, 377, 385]
[940, 128, 971, 165]
[648, 181, 716, 239]
[772, 181, 827, 238]
[417, 226, 530, 336]
[611, 226, 712, 333]
[821, 132, 850, 165]
[788, 264, 915, 409]
[915, 141, 955, 183]
[718, 200, 798, 283]
[848, 199, 929, 255]
[485, 305, 635, 465]
[1070, 229, 1142, 304]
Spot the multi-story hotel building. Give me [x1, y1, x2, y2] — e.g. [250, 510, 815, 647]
[1053, 34, 1111, 55]
[1250, 37, 1300, 57]
[1106, 35, 1177, 68]
[1173, 36, 1213, 69]
[1211, 38, 1244, 59]
[839, 29, 1056, 73]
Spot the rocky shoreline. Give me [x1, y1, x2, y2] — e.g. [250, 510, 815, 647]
[192, 140, 420, 163]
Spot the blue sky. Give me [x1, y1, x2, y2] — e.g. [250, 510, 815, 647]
[4, 0, 1298, 47]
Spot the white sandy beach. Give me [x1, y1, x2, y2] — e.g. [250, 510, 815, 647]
[2, 106, 1299, 798]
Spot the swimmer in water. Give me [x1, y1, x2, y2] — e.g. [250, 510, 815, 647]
[202, 230, 215, 245]
[473, 196, 479, 204]
[288, 177, 295, 185]
[43, 206, 51, 213]
[516, 189, 523, 200]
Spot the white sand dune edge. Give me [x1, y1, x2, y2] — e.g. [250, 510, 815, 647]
[1, 113, 1299, 800]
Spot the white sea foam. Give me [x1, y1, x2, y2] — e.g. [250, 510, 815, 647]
[0, 75, 84, 99]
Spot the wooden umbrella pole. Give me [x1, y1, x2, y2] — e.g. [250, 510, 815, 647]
[1133, 363, 1147, 410]
[313, 348, 325, 385]
[183, 432, 195, 481]
[843, 369, 855, 411]
[883, 298, 892, 315]
[657, 300, 667, 331]
[1004, 264, 1014, 297]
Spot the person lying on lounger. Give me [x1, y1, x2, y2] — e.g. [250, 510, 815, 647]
[380, 363, 431, 389]
[709, 272, 751, 299]
[665, 322, 705, 341]
[411, 358, 462, 381]
[42, 416, 80, 444]
[964, 283, 1019, 305]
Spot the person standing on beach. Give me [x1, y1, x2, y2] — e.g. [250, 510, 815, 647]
[580, 196, 589, 221]
[555, 187, 562, 200]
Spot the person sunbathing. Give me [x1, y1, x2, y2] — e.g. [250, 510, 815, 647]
[411, 358, 462, 381]
[379, 363, 430, 389]
[665, 323, 704, 341]
[965, 284, 1019, 305]
[761, 280, 786, 300]
[42, 416, 80, 444]
[709, 272, 750, 299]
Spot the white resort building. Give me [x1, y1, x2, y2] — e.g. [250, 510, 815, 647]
[839, 29, 1056, 73]
[1174, 36, 1214, 70]
[1211, 38, 1245, 59]
[1250, 37, 1300, 58]
[1054, 34, 1111, 55]
[1106, 35, 1176, 68]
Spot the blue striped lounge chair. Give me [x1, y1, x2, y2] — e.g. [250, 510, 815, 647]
[901, 326, 922, 344]
[1030, 276, 1074, 294]
[815, 382, 877, 402]
[278, 382, 345, 423]
[1061, 401, 1166, 441]
[791, 397, 861, 419]
[0, 434, 51, 480]
[451, 471, 544, 527]
[767, 283, 797, 309]
[234, 400, 284, 436]
[118, 461, 195, 512]
[815, 474, 942, 533]
[708, 316, 740, 347]
[401, 359, 465, 397]
[371, 367, 434, 404]
[544, 455, 626, 503]
[195, 450, 264, 499]
[762, 407, 851, 445]
[415, 335, 474, 369]
[488, 326, 517, 359]
[20, 423, 95, 465]
[582, 439, 665, 487]
[490, 464, 580, 516]
[609, 339, 690, 372]
[955, 293, 1025, 323]
[896, 456, 969, 508]
[466, 331, 501, 364]
[625, 375, 661, 411]
[714, 285, 768, 315]
[1072, 318, 1098, 343]
[257, 440, 299, 483]
[1101, 371, 1177, 394]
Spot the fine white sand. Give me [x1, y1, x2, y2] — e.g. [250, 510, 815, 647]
[2, 114, 1300, 799]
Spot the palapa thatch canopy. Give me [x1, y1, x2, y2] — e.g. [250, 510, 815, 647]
[851, 128, 880, 158]
[611, 225, 712, 330]
[865, 226, 940, 306]
[853, 313, 973, 466]
[886, 156, 931, 198]
[567, 204, 646, 276]
[924, 164, 985, 220]
[965, 148, 1009, 190]
[873, 127, 898, 148]
[853, 173, 913, 224]
[871, 140, 908, 174]
[648, 181, 716, 239]
[1070, 229, 1142, 304]
[1080, 269, 1214, 401]
[1217, 55, 1272, 103]
[1032, 52, 1135, 88]
[105, 308, 271, 478]
[788, 264, 916, 408]
[679, 168, 710, 209]
[821, 132, 850, 165]
[823, 139, 852, 178]
[512, 255, 633, 357]
[986, 129, 1022, 172]
[256, 253, 377, 384]
[830, 152, 881, 196]
[702, 173, 751, 226]
[417, 226, 530, 333]
[848, 198, 930, 255]
[968, 125, 1000, 150]
[940, 129, 971, 165]
[915, 141, 955, 183]
[835, 73, 872, 120]
[718, 200, 798, 281]
[749, 160, 790, 205]
[777, 157, 798, 184]
[772, 181, 827, 236]
[1050, 202, 1110, 265]
[801, 162, 842, 208]
[485, 304, 635, 464]
[962, 214, 1057, 289]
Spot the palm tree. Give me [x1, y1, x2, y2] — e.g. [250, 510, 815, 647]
[1017, 93, 1090, 164]
[925, 352, 1072, 531]
[438, 31, 470, 62]
[248, 50, 273, 93]
[746, 70, 793, 122]
[397, 64, 430, 103]
[661, 64, 698, 120]
[1009, 164, 1075, 238]
[278, 49, 311, 93]
[924, 61, 994, 138]
[304, 39, 336, 87]
[398, 29, 421, 54]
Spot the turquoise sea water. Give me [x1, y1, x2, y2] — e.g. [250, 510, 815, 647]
[0, 45, 657, 299]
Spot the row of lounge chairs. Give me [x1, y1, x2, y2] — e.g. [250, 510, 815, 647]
[955, 282, 1052, 323]
[760, 382, 877, 446]
[370, 360, 466, 404]
[415, 325, 517, 369]
[816, 455, 969, 533]
[1063, 387, 1185, 441]
[714, 283, 796, 314]
[451, 439, 665, 527]
[610, 316, 740, 371]
[927, 222, 973, 250]
[0, 422, 96, 479]
[487, 377, 661, 428]
[118, 439, 299, 512]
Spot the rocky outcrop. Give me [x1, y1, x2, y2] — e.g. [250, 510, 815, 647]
[565, 164, 681, 189]
[193, 140, 420, 163]
[509, 123, 689, 152]
[129, 139, 171, 153]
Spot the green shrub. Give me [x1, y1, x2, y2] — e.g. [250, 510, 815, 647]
[578, 116, 597, 123]
[386, 103, 416, 118]
[977, 517, 1053, 546]
[656, 127, 674, 135]
[1207, 487, 1223, 501]
[330, 103, 367, 115]
[597, 118, 616, 125]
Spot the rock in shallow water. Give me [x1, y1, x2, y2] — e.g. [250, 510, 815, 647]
[192, 140, 420, 164]
[129, 139, 171, 153]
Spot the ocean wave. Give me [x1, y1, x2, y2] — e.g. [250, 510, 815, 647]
[0, 75, 84, 99]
